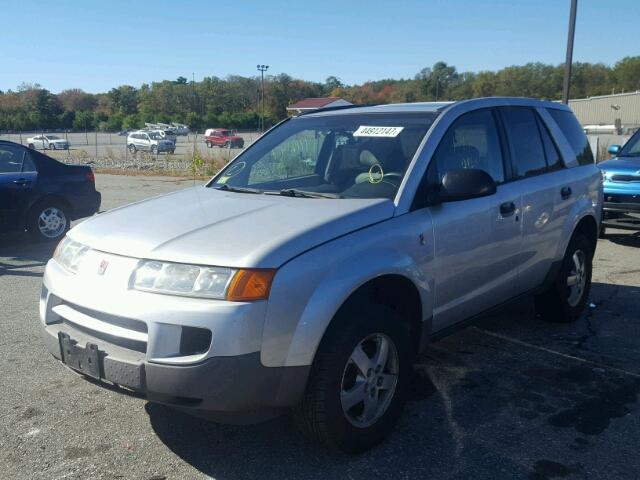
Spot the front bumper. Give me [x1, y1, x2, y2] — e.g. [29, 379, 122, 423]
[39, 257, 309, 417]
[602, 191, 640, 230]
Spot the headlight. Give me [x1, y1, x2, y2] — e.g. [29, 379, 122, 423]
[131, 261, 275, 301]
[53, 237, 90, 273]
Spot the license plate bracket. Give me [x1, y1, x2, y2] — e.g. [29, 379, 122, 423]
[58, 332, 101, 379]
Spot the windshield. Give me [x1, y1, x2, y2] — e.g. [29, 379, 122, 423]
[620, 130, 640, 156]
[209, 112, 438, 199]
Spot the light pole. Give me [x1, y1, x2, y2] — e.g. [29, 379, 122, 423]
[562, 0, 578, 104]
[257, 65, 269, 133]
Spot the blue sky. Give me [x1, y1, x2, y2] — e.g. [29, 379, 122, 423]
[2, 0, 638, 93]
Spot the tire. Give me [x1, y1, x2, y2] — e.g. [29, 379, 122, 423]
[169, 149, 175, 155]
[151, 145, 157, 154]
[27, 201, 70, 242]
[50, 143, 56, 150]
[294, 304, 411, 453]
[128, 144, 137, 154]
[205, 141, 212, 148]
[535, 233, 593, 323]
[224, 141, 231, 148]
[28, 143, 35, 149]
[599, 225, 606, 239]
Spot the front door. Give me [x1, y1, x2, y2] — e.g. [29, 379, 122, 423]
[428, 108, 522, 331]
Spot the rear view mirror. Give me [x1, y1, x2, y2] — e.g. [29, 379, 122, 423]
[439, 169, 497, 202]
[608, 144, 621, 156]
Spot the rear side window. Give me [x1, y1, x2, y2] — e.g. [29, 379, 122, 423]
[548, 109, 594, 166]
[536, 116, 563, 171]
[0, 145, 25, 173]
[500, 107, 546, 178]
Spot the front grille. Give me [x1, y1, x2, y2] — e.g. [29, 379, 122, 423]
[611, 174, 640, 182]
[50, 296, 147, 353]
[605, 194, 640, 204]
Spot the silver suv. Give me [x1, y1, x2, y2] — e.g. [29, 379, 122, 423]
[40, 98, 602, 452]
[127, 130, 175, 154]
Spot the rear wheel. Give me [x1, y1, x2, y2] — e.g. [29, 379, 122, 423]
[128, 144, 137, 154]
[27, 201, 70, 242]
[535, 233, 593, 323]
[50, 143, 56, 150]
[224, 141, 231, 148]
[205, 141, 212, 148]
[151, 145, 158, 154]
[294, 305, 411, 453]
[28, 143, 35, 149]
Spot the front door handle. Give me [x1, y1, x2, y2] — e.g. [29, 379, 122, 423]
[499, 201, 516, 217]
[561, 186, 572, 199]
[13, 178, 31, 186]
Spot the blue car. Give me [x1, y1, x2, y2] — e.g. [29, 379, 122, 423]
[597, 129, 640, 236]
[0, 140, 101, 242]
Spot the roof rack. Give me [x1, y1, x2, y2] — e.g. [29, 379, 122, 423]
[297, 104, 375, 116]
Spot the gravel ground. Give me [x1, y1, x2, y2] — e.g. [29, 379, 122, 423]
[1, 174, 640, 480]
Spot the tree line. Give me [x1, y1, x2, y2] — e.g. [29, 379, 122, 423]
[1, 57, 638, 132]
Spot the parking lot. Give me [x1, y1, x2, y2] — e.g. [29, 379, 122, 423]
[1, 174, 640, 480]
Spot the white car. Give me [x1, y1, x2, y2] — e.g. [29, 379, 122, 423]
[27, 134, 70, 150]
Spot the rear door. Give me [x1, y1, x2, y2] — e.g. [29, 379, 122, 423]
[498, 106, 564, 293]
[429, 108, 523, 330]
[0, 144, 38, 231]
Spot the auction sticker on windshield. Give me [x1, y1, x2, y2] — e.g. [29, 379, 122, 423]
[353, 126, 404, 137]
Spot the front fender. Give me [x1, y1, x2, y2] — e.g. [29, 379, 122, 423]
[260, 227, 433, 368]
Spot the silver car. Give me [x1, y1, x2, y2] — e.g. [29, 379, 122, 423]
[127, 131, 175, 154]
[40, 98, 602, 452]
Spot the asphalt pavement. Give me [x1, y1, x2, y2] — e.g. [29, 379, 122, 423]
[1, 174, 639, 480]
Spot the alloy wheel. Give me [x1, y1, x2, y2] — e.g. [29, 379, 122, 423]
[566, 249, 587, 307]
[340, 333, 399, 428]
[38, 207, 67, 239]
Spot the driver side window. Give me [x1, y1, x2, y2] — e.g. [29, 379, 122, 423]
[432, 109, 504, 183]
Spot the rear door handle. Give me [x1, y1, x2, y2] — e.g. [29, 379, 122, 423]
[499, 201, 516, 217]
[561, 186, 572, 199]
[13, 178, 31, 186]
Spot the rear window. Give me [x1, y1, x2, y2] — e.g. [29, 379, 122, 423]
[547, 109, 594, 166]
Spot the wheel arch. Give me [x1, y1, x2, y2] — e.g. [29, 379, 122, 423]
[25, 194, 74, 227]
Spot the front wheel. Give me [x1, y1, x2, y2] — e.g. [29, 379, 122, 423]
[294, 305, 411, 453]
[27, 202, 70, 242]
[28, 143, 35, 149]
[535, 233, 593, 323]
[151, 145, 157, 154]
[205, 141, 212, 148]
[128, 144, 137, 154]
[50, 143, 56, 150]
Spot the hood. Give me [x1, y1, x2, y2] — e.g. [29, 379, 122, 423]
[69, 187, 395, 268]
[598, 157, 640, 174]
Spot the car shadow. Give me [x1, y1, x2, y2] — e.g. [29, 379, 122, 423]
[145, 282, 640, 480]
[605, 230, 640, 248]
[0, 232, 55, 278]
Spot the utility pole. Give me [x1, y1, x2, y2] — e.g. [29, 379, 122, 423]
[562, 0, 578, 104]
[257, 65, 269, 133]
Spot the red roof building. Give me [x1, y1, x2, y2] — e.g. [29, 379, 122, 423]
[286, 97, 352, 115]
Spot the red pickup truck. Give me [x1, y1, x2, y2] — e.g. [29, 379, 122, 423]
[203, 129, 245, 149]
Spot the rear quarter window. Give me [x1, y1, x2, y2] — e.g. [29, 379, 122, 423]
[547, 109, 594, 166]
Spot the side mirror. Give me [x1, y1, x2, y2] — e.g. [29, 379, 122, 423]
[608, 144, 621, 156]
[439, 169, 497, 202]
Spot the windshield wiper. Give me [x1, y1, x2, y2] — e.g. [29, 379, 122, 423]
[272, 188, 341, 199]
[214, 184, 263, 194]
